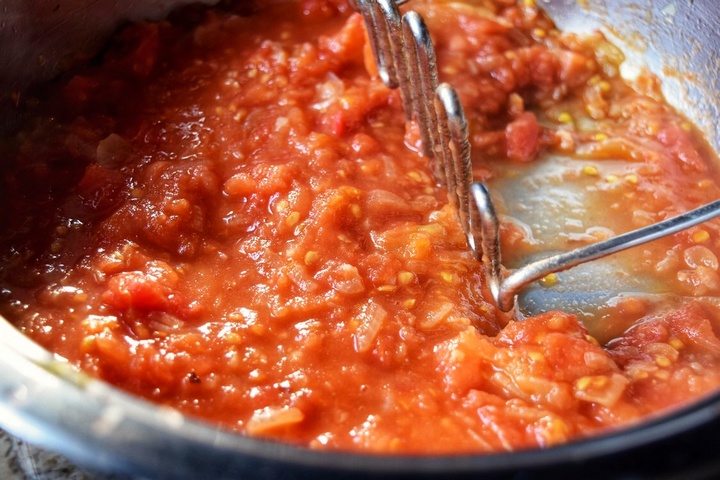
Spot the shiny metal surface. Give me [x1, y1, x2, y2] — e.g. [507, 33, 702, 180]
[1, 1, 720, 478]
[485, 194, 720, 312]
[0, 0, 218, 132]
[541, 0, 720, 153]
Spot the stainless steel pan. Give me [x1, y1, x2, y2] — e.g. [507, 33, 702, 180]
[1, 1, 719, 478]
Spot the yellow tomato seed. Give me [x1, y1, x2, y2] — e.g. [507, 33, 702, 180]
[540, 273, 559, 286]
[548, 315, 568, 330]
[408, 171, 423, 182]
[656, 355, 672, 368]
[304, 251, 319, 266]
[402, 299, 417, 308]
[582, 165, 599, 176]
[669, 338, 685, 350]
[576, 377, 592, 391]
[528, 351, 545, 363]
[440, 271, 455, 284]
[398, 271, 415, 285]
[286, 211, 300, 227]
[692, 230, 710, 243]
[558, 112, 573, 124]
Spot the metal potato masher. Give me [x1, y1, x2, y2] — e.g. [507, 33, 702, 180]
[349, 0, 720, 313]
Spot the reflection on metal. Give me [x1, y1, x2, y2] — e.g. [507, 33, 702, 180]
[473, 187, 720, 312]
[542, 0, 720, 154]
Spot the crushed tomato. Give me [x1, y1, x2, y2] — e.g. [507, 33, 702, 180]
[2, 0, 720, 454]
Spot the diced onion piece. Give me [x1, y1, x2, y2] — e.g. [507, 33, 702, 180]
[684, 245, 718, 270]
[96, 133, 133, 168]
[330, 263, 365, 295]
[147, 311, 184, 333]
[246, 406, 305, 435]
[354, 300, 387, 353]
[365, 189, 413, 216]
[419, 302, 454, 330]
[573, 373, 628, 407]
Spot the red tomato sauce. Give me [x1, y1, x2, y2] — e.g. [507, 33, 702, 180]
[2, 0, 720, 454]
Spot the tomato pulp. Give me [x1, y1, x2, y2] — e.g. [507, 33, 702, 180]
[2, 0, 720, 454]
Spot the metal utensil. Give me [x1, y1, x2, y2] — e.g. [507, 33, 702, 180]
[351, 0, 720, 313]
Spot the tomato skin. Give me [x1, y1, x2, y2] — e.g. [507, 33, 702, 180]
[102, 271, 172, 313]
[506, 112, 541, 162]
